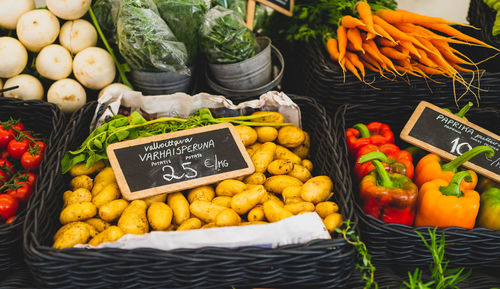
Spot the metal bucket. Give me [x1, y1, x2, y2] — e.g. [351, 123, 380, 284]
[130, 67, 194, 95]
[208, 36, 272, 90]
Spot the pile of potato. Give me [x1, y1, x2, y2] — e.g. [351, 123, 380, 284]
[53, 112, 343, 249]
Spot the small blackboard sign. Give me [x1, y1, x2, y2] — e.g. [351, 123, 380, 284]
[401, 101, 500, 182]
[257, 0, 294, 16]
[107, 123, 255, 200]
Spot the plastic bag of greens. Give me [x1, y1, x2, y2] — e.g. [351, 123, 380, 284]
[200, 5, 259, 64]
[117, 0, 189, 73]
[92, 0, 121, 45]
[155, 0, 209, 65]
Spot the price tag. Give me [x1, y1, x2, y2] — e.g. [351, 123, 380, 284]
[107, 123, 255, 200]
[401, 101, 500, 182]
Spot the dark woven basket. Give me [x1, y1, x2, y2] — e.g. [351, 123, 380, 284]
[302, 30, 500, 110]
[334, 103, 500, 267]
[0, 98, 64, 276]
[23, 95, 357, 288]
[468, 0, 500, 51]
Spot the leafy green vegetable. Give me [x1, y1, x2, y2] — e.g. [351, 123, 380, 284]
[61, 109, 290, 174]
[212, 0, 270, 32]
[116, 0, 189, 72]
[92, 0, 121, 45]
[155, 0, 208, 66]
[200, 5, 260, 64]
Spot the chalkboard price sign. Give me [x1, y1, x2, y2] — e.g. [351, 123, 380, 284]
[107, 123, 255, 200]
[401, 101, 500, 182]
[257, 0, 294, 16]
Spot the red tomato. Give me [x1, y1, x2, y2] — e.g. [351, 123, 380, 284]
[0, 126, 14, 148]
[7, 180, 33, 204]
[33, 140, 47, 153]
[11, 121, 25, 133]
[8, 138, 30, 159]
[0, 194, 18, 219]
[5, 216, 16, 224]
[20, 172, 37, 186]
[0, 158, 14, 176]
[21, 150, 44, 171]
[0, 150, 8, 159]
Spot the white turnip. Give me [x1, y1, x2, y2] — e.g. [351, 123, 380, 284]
[36, 44, 73, 80]
[59, 19, 97, 54]
[16, 9, 60, 52]
[73, 47, 116, 90]
[0, 0, 35, 30]
[0, 37, 28, 78]
[46, 0, 91, 20]
[98, 83, 133, 98]
[3, 74, 44, 100]
[47, 78, 86, 114]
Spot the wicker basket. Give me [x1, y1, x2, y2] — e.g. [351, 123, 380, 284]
[24, 95, 356, 288]
[468, 0, 500, 53]
[0, 98, 64, 276]
[301, 29, 500, 110]
[334, 103, 500, 267]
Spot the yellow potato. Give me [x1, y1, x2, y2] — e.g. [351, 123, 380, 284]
[283, 202, 315, 215]
[231, 185, 266, 215]
[201, 222, 217, 229]
[282, 186, 302, 201]
[215, 179, 246, 197]
[251, 142, 277, 173]
[264, 175, 303, 195]
[65, 188, 92, 207]
[301, 159, 313, 172]
[177, 217, 202, 231]
[284, 197, 303, 204]
[187, 186, 215, 203]
[315, 201, 339, 219]
[275, 145, 301, 164]
[292, 145, 309, 159]
[118, 200, 149, 235]
[215, 208, 241, 227]
[63, 190, 73, 204]
[212, 196, 232, 208]
[189, 200, 227, 223]
[323, 213, 343, 234]
[99, 199, 129, 222]
[288, 165, 312, 182]
[250, 111, 284, 123]
[263, 200, 293, 223]
[267, 159, 294, 175]
[246, 143, 262, 157]
[256, 126, 278, 143]
[167, 192, 190, 225]
[69, 160, 105, 177]
[243, 172, 266, 185]
[277, 126, 305, 148]
[69, 175, 93, 191]
[247, 206, 265, 222]
[142, 194, 167, 207]
[53, 222, 91, 249]
[301, 176, 333, 204]
[91, 167, 116, 196]
[235, 125, 257, 146]
[60, 202, 97, 224]
[241, 221, 268, 226]
[92, 183, 120, 208]
[266, 193, 284, 207]
[88, 226, 124, 247]
[53, 221, 97, 241]
[147, 202, 173, 231]
[85, 218, 110, 232]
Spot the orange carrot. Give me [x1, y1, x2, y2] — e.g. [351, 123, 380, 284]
[362, 42, 384, 64]
[399, 40, 421, 58]
[337, 26, 348, 69]
[347, 28, 365, 53]
[357, 2, 379, 37]
[415, 49, 437, 68]
[344, 57, 363, 81]
[366, 32, 377, 40]
[360, 52, 382, 68]
[346, 51, 366, 78]
[376, 37, 397, 47]
[342, 15, 366, 28]
[373, 24, 397, 43]
[418, 23, 494, 48]
[372, 16, 430, 52]
[379, 46, 410, 60]
[450, 63, 475, 73]
[326, 38, 340, 61]
[360, 59, 379, 72]
[413, 62, 444, 75]
[376, 9, 464, 26]
[365, 39, 398, 72]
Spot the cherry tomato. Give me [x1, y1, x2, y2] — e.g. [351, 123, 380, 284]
[7, 179, 33, 204]
[0, 194, 18, 220]
[21, 150, 44, 171]
[0, 126, 14, 148]
[8, 138, 30, 159]
[0, 158, 14, 176]
[20, 172, 37, 186]
[0, 150, 9, 159]
[11, 121, 25, 133]
[33, 140, 47, 153]
[5, 216, 16, 224]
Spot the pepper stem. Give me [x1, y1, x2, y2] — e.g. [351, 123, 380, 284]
[456, 102, 473, 118]
[353, 123, 371, 138]
[372, 160, 395, 188]
[358, 151, 395, 164]
[442, 145, 495, 172]
[439, 171, 472, 197]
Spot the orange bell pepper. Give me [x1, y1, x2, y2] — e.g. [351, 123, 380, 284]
[414, 146, 494, 189]
[415, 171, 480, 229]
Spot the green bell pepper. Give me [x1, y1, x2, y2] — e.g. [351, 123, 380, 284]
[477, 187, 500, 230]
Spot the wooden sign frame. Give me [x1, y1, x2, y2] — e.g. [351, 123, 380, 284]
[107, 123, 255, 200]
[401, 101, 500, 182]
[246, 0, 294, 30]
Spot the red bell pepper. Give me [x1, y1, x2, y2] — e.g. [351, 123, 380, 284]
[346, 122, 394, 158]
[354, 144, 414, 182]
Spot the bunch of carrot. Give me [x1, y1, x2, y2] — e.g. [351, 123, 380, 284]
[326, 1, 499, 90]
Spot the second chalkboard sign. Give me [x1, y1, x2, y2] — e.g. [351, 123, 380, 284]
[401, 101, 500, 182]
[107, 123, 255, 200]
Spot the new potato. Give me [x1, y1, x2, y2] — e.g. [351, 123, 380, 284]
[243, 172, 266, 185]
[283, 202, 315, 215]
[256, 126, 278, 143]
[92, 183, 120, 208]
[69, 161, 105, 176]
[70, 175, 93, 191]
[177, 217, 202, 231]
[274, 145, 301, 164]
[92, 167, 116, 196]
[250, 111, 284, 123]
[263, 200, 293, 223]
[189, 200, 226, 223]
[53, 222, 91, 249]
[288, 165, 312, 182]
[315, 201, 339, 219]
[323, 213, 343, 234]
[53, 221, 97, 241]
[247, 206, 265, 222]
[277, 126, 305, 148]
[251, 142, 277, 173]
[64, 188, 92, 207]
[231, 185, 266, 215]
[301, 176, 333, 204]
[147, 202, 173, 231]
[267, 159, 294, 175]
[85, 218, 110, 232]
[215, 208, 241, 227]
[118, 200, 149, 235]
[167, 192, 190, 225]
[215, 179, 246, 197]
[264, 175, 303, 194]
[89, 226, 124, 247]
[212, 196, 232, 208]
[60, 202, 97, 224]
[187, 186, 215, 203]
[99, 199, 128, 222]
[235, 125, 257, 146]
[142, 194, 167, 207]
